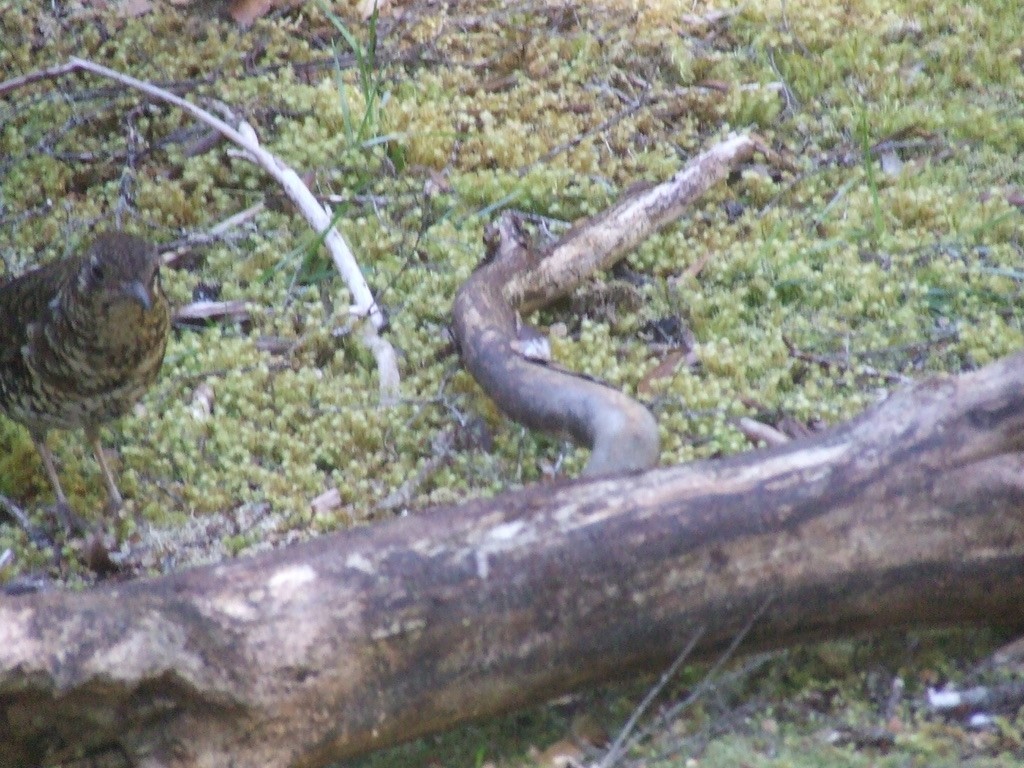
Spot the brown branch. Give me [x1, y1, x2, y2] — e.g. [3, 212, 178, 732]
[453, 134, 760, 475]
[510, 134, 760, 313]
[453, 213, 660, 475]
[2, 351, 1024, 767]
[0, 61, 78, 99]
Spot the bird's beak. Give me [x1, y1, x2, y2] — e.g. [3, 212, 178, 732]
[121, 280, 153, 311]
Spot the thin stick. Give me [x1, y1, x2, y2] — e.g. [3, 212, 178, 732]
[598, 598, 772, 768]
[596, 626, 705, 768]
[0, 61, 78, 98]
[0, 494, 52, 550]
[633, 597, 773, 747]
[736, 416, 791, 448]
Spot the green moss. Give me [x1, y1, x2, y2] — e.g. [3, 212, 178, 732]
[1, 0, 1022, 758]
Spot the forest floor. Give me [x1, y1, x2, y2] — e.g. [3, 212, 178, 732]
[1, 0, 1023, 765]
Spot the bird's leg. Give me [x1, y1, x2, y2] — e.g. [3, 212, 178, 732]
[30, 432, 86, 534]
[30, 431, 69, 507]
[86, 425, 124, 513]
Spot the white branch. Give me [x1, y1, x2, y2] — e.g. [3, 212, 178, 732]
[66, 56, 401, 402]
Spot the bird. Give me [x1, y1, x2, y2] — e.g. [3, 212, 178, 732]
[0, 232, 170, 521]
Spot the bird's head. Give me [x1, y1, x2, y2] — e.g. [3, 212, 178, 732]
[74, 232, 164, 319]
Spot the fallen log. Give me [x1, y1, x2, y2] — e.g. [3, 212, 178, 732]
[2, 351, 1024, 767]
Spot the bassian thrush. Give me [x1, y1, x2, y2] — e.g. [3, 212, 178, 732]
[0, 232, 170, 515]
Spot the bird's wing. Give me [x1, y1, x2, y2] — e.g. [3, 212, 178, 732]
[0, 258, 73, 366]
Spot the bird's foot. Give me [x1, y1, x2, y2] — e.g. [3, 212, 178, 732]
[103, 494, 124, 518]
[81, 531, 123, 577]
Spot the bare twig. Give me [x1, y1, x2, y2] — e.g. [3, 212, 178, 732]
[0, 494, 51, 550]
[0, 61, 78, 98]
[643, 652, 777, 764]
[172, 300, 251, 326]
[161, 204, 266, 268]
[629, 598, 773, 753]
[735, 416, 791, 447]
[597, 627, 706, 768]
[927, 681, 1024, 719]
[375, 454, 448, 512]
[784, 337, 913, 385]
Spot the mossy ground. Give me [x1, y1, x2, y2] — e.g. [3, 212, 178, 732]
[1, 0, 1022, 765]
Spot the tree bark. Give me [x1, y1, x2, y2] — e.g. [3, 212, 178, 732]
[3, 352, 1024, 768]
